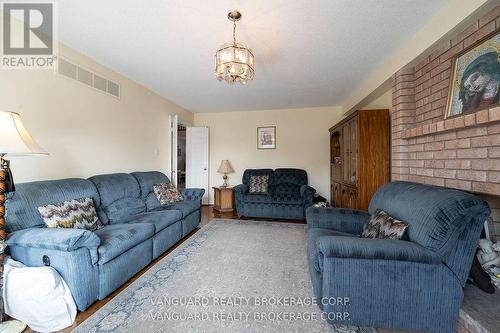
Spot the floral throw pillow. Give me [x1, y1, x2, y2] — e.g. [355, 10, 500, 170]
[153, 183, 184, 205]
[38, 197, 103, 231]
[249, 175, 269, 193]
[361, 209, 409, 240]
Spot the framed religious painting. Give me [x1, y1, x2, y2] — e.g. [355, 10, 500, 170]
[257, 126, 276, 149]
[445, 29, 500, 118]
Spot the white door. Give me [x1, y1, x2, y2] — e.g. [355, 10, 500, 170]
[170, 115, 178, 186]
[186, 127, 209, 204]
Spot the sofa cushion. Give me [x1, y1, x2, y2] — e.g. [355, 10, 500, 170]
[132, 171, 171, 211]
[94, 223, 155, 264]
[243, 193, 302, 205]
[132, 171, 170, 198]
[5, 178, 103, 232]
[307, 228, 354, 272]
[361, 209, 408, 240]
[271, 193, 303, 205]
[368, 181, 490, 258]
[249, 175, 270, 193]
[273, 168, 307, 194]
[153, 183, 184, 205]
[38, 197, 103, 231]
[104, 197, 145, 223]
[89, 173, 145, 223]
[243, 194, 274, 204]
[120, 210, 182, 233]
[89, 173, 140, 206]
[161, 201, 199, 218]
[273, 183, 301, 195]
[242, 169, 274, 188]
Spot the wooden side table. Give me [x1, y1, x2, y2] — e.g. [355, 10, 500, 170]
[213, 186, 234, 213]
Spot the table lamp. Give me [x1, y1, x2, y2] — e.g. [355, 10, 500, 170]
[217, 160, 234, 187]
[0, 110, 48, 332]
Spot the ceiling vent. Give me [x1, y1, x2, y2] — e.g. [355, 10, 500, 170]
[57, 57, 121, 99]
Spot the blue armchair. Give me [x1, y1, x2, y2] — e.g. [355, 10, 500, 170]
[234, 168, 315, 219]
[306, 181, 491, 333]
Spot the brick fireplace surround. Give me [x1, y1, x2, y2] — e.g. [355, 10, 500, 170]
[391, 5, 500, 238]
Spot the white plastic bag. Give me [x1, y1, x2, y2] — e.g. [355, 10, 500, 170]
[3, 258, 77, 332]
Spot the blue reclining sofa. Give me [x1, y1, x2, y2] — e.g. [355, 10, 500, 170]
[306, 181, 490, 333]
[234, 168, 315, 219]
[5, 171, 204, 311]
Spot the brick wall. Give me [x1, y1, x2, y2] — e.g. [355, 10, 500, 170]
[391, 6, 500, 237]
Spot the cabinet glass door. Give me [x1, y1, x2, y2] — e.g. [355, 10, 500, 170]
[331, 130, 342, 180]
[342, 125, 350, 182]
[350, 119, 357, 183]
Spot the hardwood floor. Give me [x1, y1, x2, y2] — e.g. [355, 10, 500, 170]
[23, 206, 305, 333]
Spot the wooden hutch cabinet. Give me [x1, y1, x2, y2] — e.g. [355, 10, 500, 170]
[329, 109, 390, 211]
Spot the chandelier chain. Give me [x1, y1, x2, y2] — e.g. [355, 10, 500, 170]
[232, 20, 236, 46]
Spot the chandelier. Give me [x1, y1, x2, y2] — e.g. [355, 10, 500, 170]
[215, 10, 255, 84]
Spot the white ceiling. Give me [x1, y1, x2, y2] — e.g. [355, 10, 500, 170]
[57, 0, 449, 113]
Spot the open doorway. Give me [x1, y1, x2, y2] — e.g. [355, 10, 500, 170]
[171, 115, 190, 188]
[171, 115, 208, 204]
[176, 123, 186, 189]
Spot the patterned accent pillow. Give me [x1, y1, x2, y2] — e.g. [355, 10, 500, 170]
[249, 175, 269, 193]
[153, 183, 184, 205]
[38, 197, 103, 231]
[361, 209, 409, 240]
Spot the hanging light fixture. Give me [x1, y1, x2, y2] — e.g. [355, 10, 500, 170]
[215, 10, 255, 84]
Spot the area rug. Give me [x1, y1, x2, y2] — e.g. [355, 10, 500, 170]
[74, 219, 377, 333]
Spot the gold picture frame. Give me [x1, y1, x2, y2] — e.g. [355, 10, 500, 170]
[445, 29, 500, 118]
[257, 126, 276, 149]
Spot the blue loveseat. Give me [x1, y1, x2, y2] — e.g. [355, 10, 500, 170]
[5, 171, 204, 311]
[306, 181, 490, 333]
[234, 168, 315, 220]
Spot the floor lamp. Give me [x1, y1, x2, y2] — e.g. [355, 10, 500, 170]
[0, 111, 48, 332]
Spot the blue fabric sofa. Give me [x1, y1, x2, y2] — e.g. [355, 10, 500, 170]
[5, 171, 204, 311]
[234, 168, 315, 220]
[306, 181, 490, 333]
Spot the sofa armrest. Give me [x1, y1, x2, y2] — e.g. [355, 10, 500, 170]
[179, 188, 205, 202]
[300, 185, 316, 207]
[233, 184, 248, 195]
[318, 236, 442, 265]
[233, 184, 248, 216]
[6, 227, 100, 252]
[306, 207, 370, 234]
[8, 245, 100, 310]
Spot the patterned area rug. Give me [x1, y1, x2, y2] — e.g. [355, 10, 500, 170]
[74, 219, 377, 333]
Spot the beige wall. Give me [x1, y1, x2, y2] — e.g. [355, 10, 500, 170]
[0, 43, 193, 183]
[194, 107, 344, 204]
[358, 88, 392, 110]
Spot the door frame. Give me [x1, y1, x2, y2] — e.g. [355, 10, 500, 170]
[170, 114, 191, 186]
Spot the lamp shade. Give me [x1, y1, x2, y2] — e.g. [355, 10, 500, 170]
[217, 160, 234, 174]
[0, 111, 47, 155]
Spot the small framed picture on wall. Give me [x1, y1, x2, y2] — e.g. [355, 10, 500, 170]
[445, 29, 500, 118]
[257, 126, 276, 149]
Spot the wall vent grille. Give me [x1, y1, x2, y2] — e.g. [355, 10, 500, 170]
[57, 57, 121, 99]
